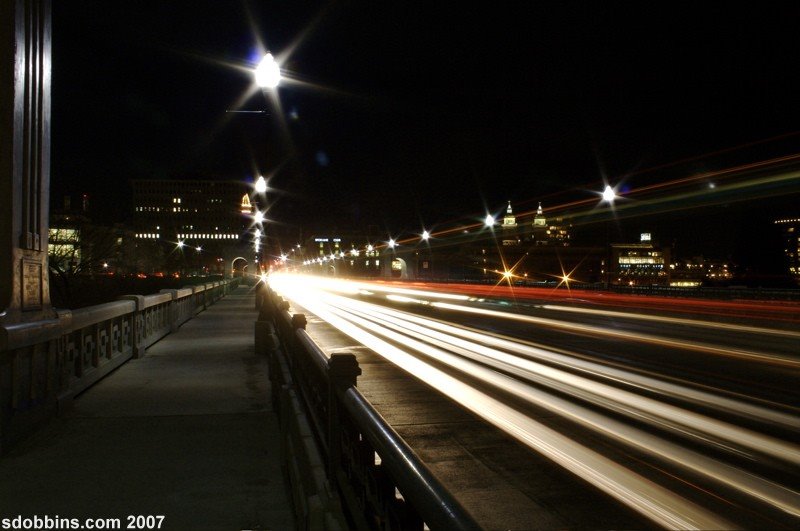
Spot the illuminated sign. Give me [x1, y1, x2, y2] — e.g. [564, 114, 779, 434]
[640, 233, 651, 241]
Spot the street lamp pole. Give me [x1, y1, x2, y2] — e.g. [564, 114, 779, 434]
[602, 185, 616, 289]
[253, 175, 267, 273]
[251, 54, 280, 274]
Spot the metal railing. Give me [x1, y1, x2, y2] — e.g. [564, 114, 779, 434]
[256, 282, 481, 531]
[0, 278, 239, 454]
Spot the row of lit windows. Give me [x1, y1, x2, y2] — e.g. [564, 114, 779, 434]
[136, 205, 233, 212]
[619, 257, 665, 265]
[136, 233, 161, 239]
[305, 259, 382, 267]
[176, 233, 239, 240]
[619, 263, 664, 269]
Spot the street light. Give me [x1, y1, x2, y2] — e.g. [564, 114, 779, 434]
[251, 52, 280, 272]
[601, 185, 617, 288]
[484, 214, 495, 228]
[255, 53, 281, 89]
[255, 175, 267, 194]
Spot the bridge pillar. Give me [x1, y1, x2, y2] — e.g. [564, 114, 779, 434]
[0, 0, 60, 454]
[0, 0, 54, 325]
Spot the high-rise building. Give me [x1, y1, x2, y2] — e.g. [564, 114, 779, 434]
[529, 202, 571, 246]
[131, 180, 251, 245]
[131, 180, 255, 275]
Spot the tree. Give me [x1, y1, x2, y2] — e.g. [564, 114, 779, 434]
[48, 224, 120, 307]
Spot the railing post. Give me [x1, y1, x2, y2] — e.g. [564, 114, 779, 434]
[327, 353, 361, 479]
[291, 313, 307, 330]
[255, 281, 266, 310]
[118, 295, 146, 358]
[159, 289, 179, 332]
[254, 285, 280, 358]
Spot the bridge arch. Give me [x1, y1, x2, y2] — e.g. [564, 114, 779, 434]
[231, 256, 248, 277]
[391, 257, 409, 279]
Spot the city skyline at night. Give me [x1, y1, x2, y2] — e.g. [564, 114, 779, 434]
[3, 4, 800, 527]
[49, 3, 800, 275]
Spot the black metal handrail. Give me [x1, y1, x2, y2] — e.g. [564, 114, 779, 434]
[258, 282, 482, 530]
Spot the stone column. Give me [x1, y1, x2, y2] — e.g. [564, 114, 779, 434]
[0, 0, 54, 325]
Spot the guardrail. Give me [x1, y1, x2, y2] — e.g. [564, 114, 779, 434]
[255, 282, 481, 531]
[0, 278, 240, 454]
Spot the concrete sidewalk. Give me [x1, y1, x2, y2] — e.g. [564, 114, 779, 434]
[0, 286, 293, 530]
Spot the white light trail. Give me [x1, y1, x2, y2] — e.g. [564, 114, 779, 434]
[431, 301, 800, 368]
[269, 274, 800, 523]
[541, 304, 800, 339]
[272, 277, 732, 528]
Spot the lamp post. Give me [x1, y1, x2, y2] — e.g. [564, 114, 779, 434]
[251, 53, 280, 273]
[252, 175, 267, 273]
[602, 185, 616, 289]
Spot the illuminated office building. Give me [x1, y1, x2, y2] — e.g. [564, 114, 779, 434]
[611, 233, 671, 286]
[131, 180, 250, 245]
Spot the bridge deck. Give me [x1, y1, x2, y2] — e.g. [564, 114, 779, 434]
[0, 286, 294, 530]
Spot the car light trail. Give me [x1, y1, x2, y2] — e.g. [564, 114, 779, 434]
[320, 296, 800, 517]
[268, 274, 800, 525]
[430, 301, 800, 368]
[541, 304, 800, 340]
[336, 298, 800, 462]
[365, 301, 800, 431]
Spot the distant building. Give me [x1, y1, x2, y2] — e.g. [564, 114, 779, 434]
[301, 232, 383, 276]
[131, 180, 255, 274]
[499, 201, 571, 246]
[132, 180, 250, 244]
[669, 257, 734, 287]
[611, 233, 671, 286]
[775, 217, 800, 281]
[501, 201, 519, 246]
[48, 195, 90, 273]
[528, 202, 571, 246]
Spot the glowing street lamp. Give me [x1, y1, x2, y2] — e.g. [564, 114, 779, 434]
[253, 210, 265, 225]
[484, 214, 495, 228]
[255, 53, 281, 89]
[388, 238, 396, 249]
[602, 185, 616, 203]
[255, 175, 267, 194]
[421, 230, 430, 241]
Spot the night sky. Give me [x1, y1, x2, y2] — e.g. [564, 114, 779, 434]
[51, 2, 800, 270]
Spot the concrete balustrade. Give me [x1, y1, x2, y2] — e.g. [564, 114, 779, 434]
[0, 278, 240, 454]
